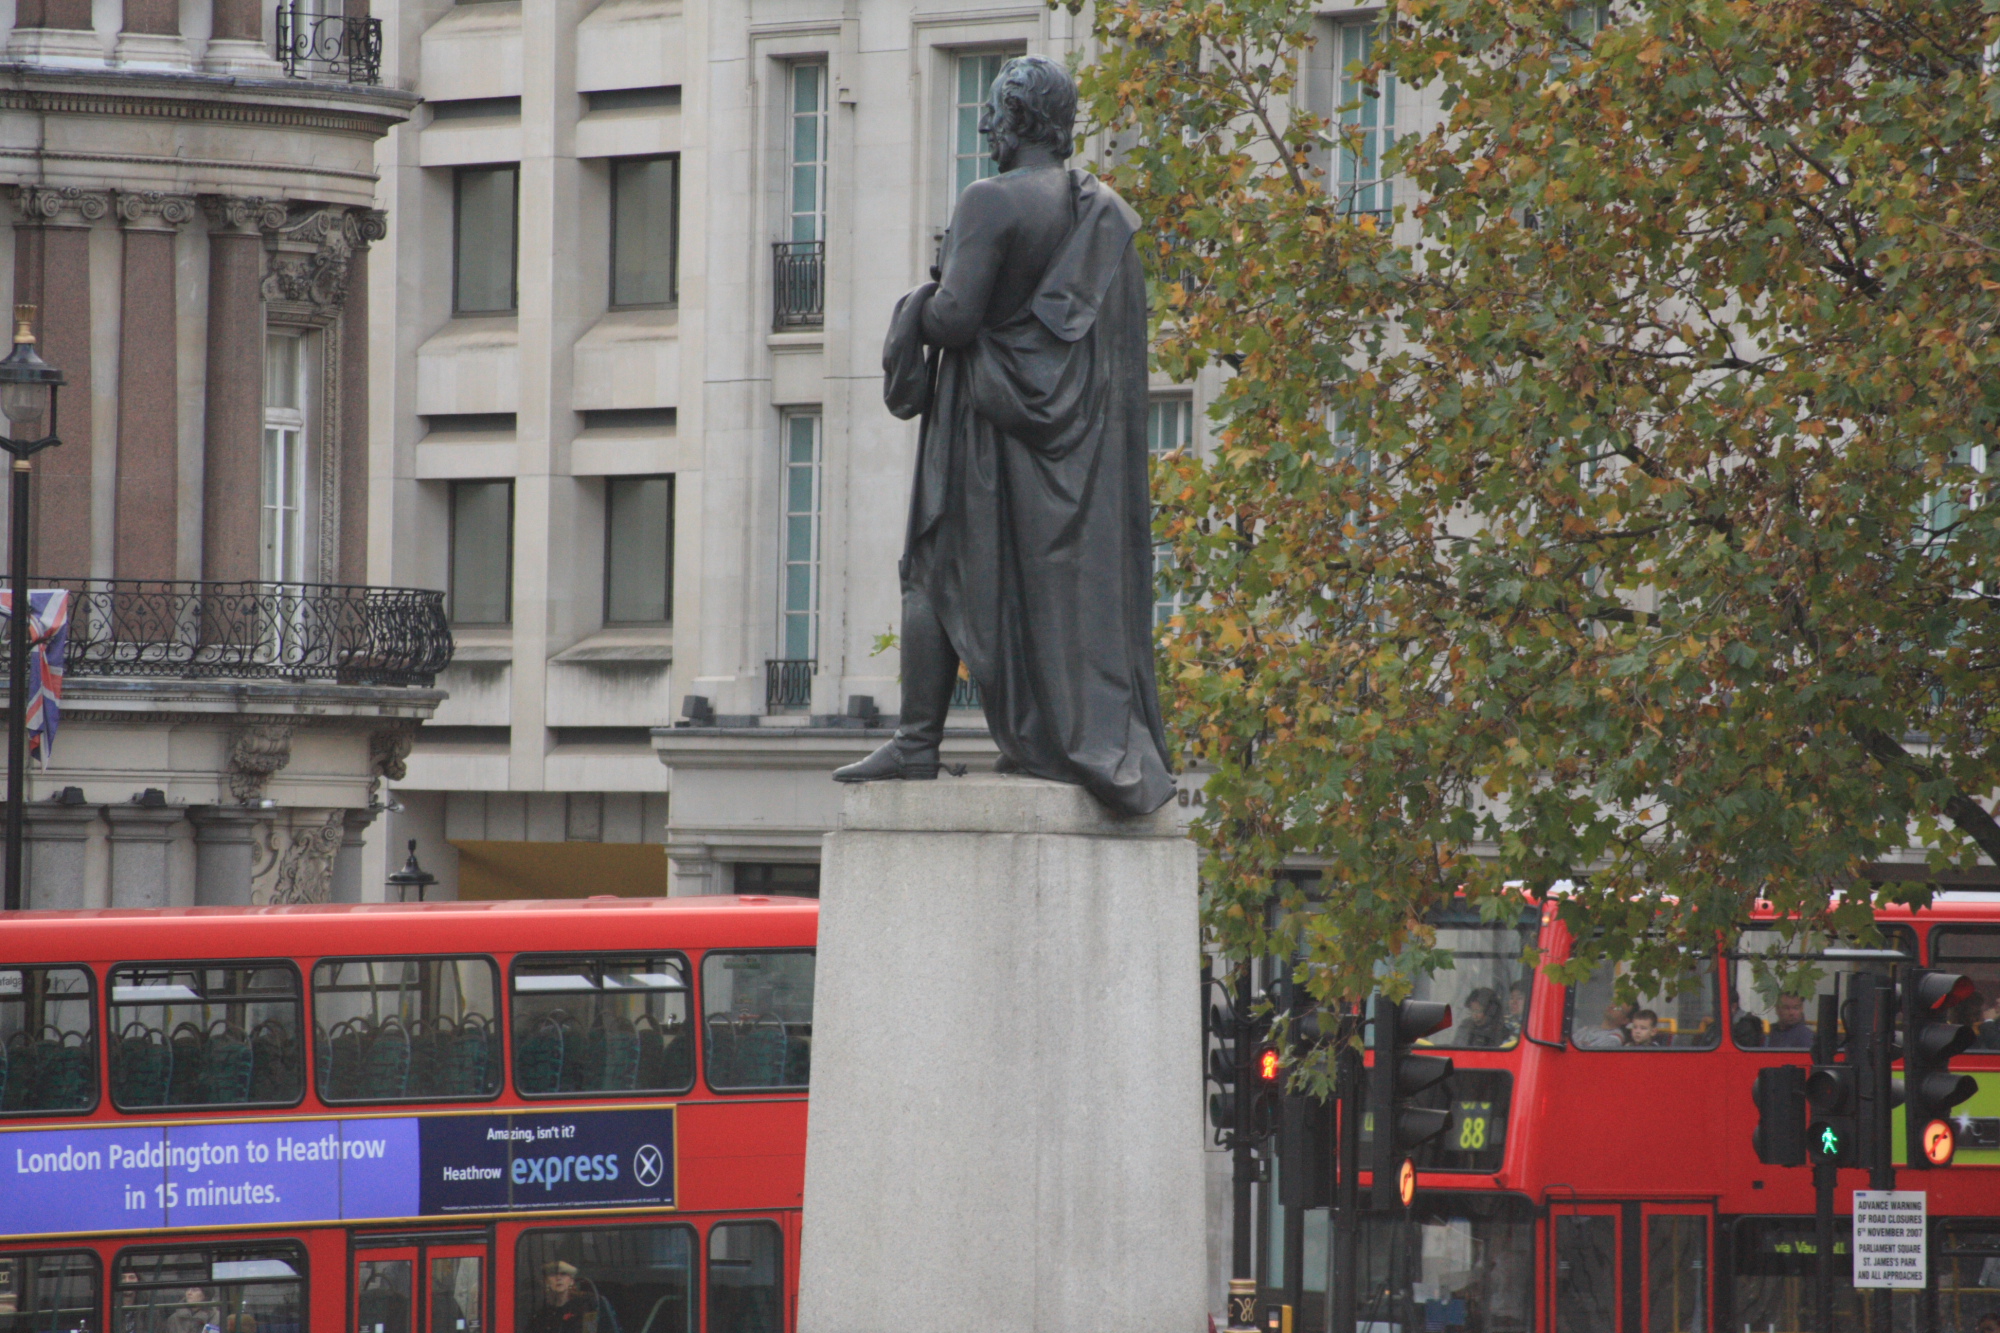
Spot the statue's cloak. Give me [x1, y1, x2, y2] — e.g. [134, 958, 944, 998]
[896, 168, 1175, 816]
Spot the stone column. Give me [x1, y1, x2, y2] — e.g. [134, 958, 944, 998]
[113, 0, 189, 69]
[202, 197, 281, 584]
[331, 808, 378, 903]
[114, 192, 194, 580]
[23, 804, 101, 911]
[190, 807, 267, 905]
[8, 0, 104, 65]
[12, 187, 100, 580]
[105, 805, 185, 907]
[337, 226, 383, 584]
[204, 0, 283, 75]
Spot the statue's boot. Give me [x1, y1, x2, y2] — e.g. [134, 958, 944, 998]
[833, 589, 954, 783]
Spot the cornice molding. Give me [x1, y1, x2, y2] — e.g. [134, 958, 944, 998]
[0, 83, 410, 139]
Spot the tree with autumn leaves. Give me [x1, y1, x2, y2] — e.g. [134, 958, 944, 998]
[1077, 0, 2000, 1005]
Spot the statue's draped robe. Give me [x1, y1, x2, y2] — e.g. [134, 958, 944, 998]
[892, 167, 1174, 816]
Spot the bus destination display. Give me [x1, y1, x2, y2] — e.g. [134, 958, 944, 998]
[0, 1105, 676, 1239]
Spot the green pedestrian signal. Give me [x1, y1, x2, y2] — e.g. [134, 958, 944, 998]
[1819, 1124, 1841, 1157]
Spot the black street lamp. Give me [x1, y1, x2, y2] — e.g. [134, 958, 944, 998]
[0, 304, 63, 912]
[387, 839, 438, 902]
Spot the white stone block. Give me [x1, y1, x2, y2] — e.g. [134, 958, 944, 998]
[800, 775, 1206, 1333]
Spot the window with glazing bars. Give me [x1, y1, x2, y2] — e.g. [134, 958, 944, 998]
[1149, 398, 1193, 627]
[953, 52, 1013, 202]
[1335, 22, 1396, 222]
[262, 333, 308, 584]
[780, 414, 821, 662]
[789, 64, 827, 243]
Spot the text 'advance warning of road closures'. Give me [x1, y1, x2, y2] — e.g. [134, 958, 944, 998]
[1853, 1190, 1926, 1290]
[0, 1105, 674, 1238]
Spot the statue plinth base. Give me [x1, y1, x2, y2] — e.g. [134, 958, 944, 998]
[798, 774, 1205, 1333]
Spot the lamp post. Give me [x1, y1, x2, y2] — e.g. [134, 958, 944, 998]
[387, 840, 438, 902]
[0, 304, 63, 912]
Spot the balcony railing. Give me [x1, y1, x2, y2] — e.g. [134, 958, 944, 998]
[772, 241, 825, 330]
[36, 579, 450, 688]
[275, 8, 383, 84]
[951, 675, 982, 710]
[765, 658, 814, 712]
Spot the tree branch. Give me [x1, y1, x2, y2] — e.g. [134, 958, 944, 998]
[1853, 725, 2000, 867]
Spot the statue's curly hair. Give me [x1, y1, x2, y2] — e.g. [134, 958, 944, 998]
[990, 55, 1076, 160]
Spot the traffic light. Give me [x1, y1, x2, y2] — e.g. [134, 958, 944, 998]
[1207, 995, 1244, 1137]
[1805, 1062, 1859, 1168]
[1369, 996, 1454, 1209]
[1752, 1065, 1807, 1167]
[1903, 968, 1980, 1169]
[1206, 991, 1277, 1145]
[1279, 1092, 1333, 1210]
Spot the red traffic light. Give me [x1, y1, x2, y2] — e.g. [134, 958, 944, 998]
[1915, 972, 1975, 1012]
[1921, 1118, 1956, 1167]
[1257, 1046, 1282, 1083]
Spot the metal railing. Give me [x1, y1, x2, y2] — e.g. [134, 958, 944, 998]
[275, 8, 383, 84]
[39, 579, 450, 687]
[772, 241, 825, 330]
[951, 675, 982, 710]
[765, 658, 815, 712]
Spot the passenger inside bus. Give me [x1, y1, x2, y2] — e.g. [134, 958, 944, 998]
[1765, 993, 1815, 1048]
[1573, 1002, 1632, 1048]
[1625, 1010, 1661, 1045]
[526, 1263, 608, 1333]
[1398, 908, 1539, 1049]
[515, 1229, 696, 1333]
[1570, 953, 1719, 1048]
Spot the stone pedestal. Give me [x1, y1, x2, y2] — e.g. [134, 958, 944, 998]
[798, 775, 1204, 1333]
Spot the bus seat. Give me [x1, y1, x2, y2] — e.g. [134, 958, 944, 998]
[250, 1018, 297, 1103]
[599, 1019, 641, 1091]
[205, 1024, 254, 1104]
[516, 1016, 564, 1094]
[439, 1014, 491, 1096]
[168, 1021, 207, 1105]
[360, 1018, 412, 1099]
[31, 1031, 92, 1110]
[112, 1022, 172, 1107]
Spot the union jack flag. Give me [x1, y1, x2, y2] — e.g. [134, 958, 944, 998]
[0, 589, 69, 765]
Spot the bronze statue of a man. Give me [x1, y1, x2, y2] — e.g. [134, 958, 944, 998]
[834, 55, 1174, 816]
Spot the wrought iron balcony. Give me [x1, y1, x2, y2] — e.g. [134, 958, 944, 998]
[772, 241, 825, 330]
[765, 658, 814, 712]
[275, 7, 383, 85]
[39, 579, 450, 688]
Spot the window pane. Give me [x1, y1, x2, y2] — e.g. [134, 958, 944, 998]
[789, 65, 825, 243]
[1353, 1194, 1534, 1333]
[431, 1257, 482, 1333]
[1648, 1215, 1706, 1333]
[612, 158, 678, 308]
[1931, 928, 2000, 1051]
[706, 1224, 781, 1333]
[1731, 1217, 1917, 1333]
[113, 1247, 305, 1333]
[1147, 398, 1191, 455]
[952, 52, 1010, 204]
[701, 951, 813, 1090]
[108, 964, 302, 1108]
[511, 954, 693, 1096]
[0, 966, 96, 1114]
[450, 480, 513, 625]
[0, 1251, 97, 1333]
[455, 166, 518, 314]
[606, 477, 673, 623]
[515, 1227, 694, 1333]
[312, 956, 501, 1102]
[1404, 908, 1541, 1049]
[779, 415, 819, 662]
[1571, 953, 1718, 1050]
[358, 1259, 412, 1333]
[1336, 23, 1396, 220]
[1937, 1224, 2000, 1333]
[1728, 926, 1916, 1050]
[263, 335, 299, 412]
[1555, 1216, 1616, 1333]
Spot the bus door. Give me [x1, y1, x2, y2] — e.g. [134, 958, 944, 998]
[1552, 1203, 1712, 1333]
[352, 1236, 489, 1333]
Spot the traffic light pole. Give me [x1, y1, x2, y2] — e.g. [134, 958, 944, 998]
[1853, 973, 1896, 1333]
[1813, 996, 1837, 1333]
[1232, 965, 1257, 1289]
[1328, 1037, 1361, 1333]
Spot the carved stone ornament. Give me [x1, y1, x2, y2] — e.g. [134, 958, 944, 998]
[114, 190, 198, 230]
[227, 723, 294, 802]
[16, 185, 110, 225]
[261, 205, 377, 309]
[264, 810, 345, 905]
[203, 193, 290, 236]
[370, 729, 415, 783]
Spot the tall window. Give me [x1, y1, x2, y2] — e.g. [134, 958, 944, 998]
[262, 332, 307, 584]
[611, 156, 678, 308]
[779, 413, 821, 661]
[788, 64, 827, 244]
[953, 52, 1012, 199]
[1150, 398, 1193, 627]
[1335, 22, 1397, 221]
[605, 475, 673, 624]
[450, 480, 513, 625]
[454, 165, 519, 314]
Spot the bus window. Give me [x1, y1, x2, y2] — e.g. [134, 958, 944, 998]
[1937, 1223, 2000, 1333]
[706, 1224, 781, 1333]
[113, 1246, 306, 1333]
[1354, 1193, 1534, 1333]
[511, 956, 692, 1097]
[1727, 1217, 1915, 1333]
[515, 1226, 695, 1333]
[312, 957, 502, 1103]
[1647, 1215, 1706, 1333]
[1403, 909, 1539, 1049]
[1727, 926, 1916, 1051]
[108, 964, 303, 1109]
[700, 952, 813, 1091]
[1569, 956, 1718, 1049]
[0, 966, 96, 1115]
[0, 1250, 98, 1333]
[1931, 928, 2000, 1052]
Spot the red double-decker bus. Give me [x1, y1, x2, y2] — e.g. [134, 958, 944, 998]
[1260, 892, 2000, 1333]
[0, 897, 814, 1333]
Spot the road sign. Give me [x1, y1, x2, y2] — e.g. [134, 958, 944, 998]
[1921, 1119, 1956, 1167]
[1853, 1190, 1926, 1289]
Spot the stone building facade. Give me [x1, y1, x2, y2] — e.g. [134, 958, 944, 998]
[0, 1, 452, 908]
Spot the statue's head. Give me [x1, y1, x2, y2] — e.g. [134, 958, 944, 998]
[978, 55, 1076, 171]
